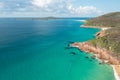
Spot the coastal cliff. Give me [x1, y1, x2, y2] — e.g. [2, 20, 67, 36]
[71, 42, 119, 65]
[71, 12, 120, 79]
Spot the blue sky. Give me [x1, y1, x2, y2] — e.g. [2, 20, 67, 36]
[0, 0, 120, 17]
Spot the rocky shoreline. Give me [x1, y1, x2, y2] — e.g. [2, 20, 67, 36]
[71, 25, 120, 80]
[71, 42, 119, 65]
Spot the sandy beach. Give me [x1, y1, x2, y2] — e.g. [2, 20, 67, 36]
[83, 25, 111, 30]
[112, 65, 120, 80]
[76, 20, 87, 22]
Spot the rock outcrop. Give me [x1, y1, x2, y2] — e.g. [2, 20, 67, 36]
[71, 42, 120, 65]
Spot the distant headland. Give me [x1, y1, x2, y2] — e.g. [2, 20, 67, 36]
[14, 17, 63, 20]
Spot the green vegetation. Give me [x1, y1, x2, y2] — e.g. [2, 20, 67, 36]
[85, 12, 120, 59]
[85, 12, 120, 27]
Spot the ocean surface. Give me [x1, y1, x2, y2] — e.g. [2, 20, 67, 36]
[0, 18, 115, 80]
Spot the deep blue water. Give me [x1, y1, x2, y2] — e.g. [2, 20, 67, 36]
[0, 18, 115, 80]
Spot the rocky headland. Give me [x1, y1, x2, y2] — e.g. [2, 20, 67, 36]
[71, 12, 120, 80]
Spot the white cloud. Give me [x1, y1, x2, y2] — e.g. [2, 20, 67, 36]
[0, 0, 102, 17]
[30, 0, 102, 16]
[30, 0, 68, 13]
[67, 5, 102, 16]
[31, 0, 52, 8]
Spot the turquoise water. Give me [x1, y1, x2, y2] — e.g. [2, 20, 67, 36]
[0, 18, 115, 80]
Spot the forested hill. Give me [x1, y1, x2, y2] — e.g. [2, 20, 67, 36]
[85, 12, 120, 28]
[85, 12, 120, 59]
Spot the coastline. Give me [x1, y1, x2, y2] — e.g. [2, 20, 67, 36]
[82, 24, 111, 30]
[71, 24, 120, 80]
[112, 65, 120, 80]
[76, 20, 87, 22]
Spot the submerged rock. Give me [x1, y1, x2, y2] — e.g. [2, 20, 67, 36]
[64, 47, 72, 50]
[91, 55, 96, 59]
[99, 63, 102, 65]
[89, 60, 92, 62]
[68, 41, 74, 44]
[85, 56, 89, 59]
[69, 52, 77, 55]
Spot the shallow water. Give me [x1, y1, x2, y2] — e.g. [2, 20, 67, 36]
[0, 18, 115, 80]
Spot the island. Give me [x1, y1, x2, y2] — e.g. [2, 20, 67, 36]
[15, 17, 64, 20]
[71, 12, 120, 80]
